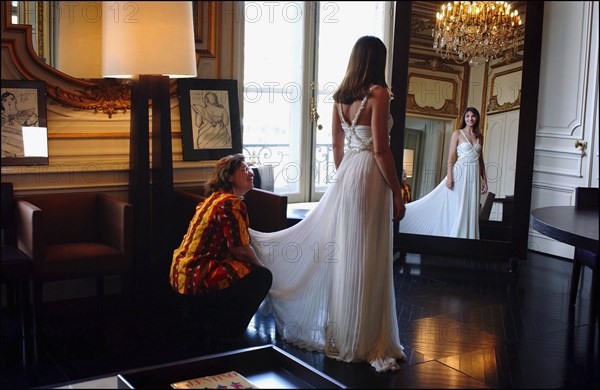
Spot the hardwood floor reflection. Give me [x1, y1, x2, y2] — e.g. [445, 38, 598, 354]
[1, 251, 598, 388]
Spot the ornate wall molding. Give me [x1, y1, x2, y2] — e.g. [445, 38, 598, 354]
[406, 94, 459, 118]
[194, 1, 221, 59]
[487, 67, 523, 114]
[487, 90, 521, 114]
[406, 72, 460, 118]
[49, 79, 131, 118]
[2, 2, 218, 118]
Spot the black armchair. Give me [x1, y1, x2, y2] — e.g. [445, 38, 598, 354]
[569, 187, 599, 324]
[1, 182, 36, 366]
[14, 192, 133, 328]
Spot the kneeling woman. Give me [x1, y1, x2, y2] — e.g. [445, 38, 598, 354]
[169, 154, 272, 338]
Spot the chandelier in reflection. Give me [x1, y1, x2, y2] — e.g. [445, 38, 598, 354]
[433, 1, 523, 65]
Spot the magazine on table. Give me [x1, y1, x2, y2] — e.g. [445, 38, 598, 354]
[170, 370, 257, 389]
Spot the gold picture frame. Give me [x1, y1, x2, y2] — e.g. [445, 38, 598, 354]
[194, 1, 221, 58]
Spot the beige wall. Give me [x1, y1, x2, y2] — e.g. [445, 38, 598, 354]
[1, 2, 238, 197]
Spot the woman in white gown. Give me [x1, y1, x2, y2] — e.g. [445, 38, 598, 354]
[250, 36, 407, 372]
[399, 107, 488, 239]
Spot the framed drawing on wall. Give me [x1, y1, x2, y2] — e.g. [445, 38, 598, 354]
[178, 79, 242, 161]
[1, 79, 48, 166]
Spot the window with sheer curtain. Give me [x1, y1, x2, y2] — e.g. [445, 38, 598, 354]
[242, 1, 393, 202]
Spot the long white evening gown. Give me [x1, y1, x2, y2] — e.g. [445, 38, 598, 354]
[249, 88, 406, 372]
[399, 130, 481, 239]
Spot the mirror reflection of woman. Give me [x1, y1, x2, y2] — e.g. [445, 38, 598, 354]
[399, 107, 488, 239]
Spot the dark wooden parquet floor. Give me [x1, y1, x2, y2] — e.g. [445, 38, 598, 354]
[1, 251, 598, 388]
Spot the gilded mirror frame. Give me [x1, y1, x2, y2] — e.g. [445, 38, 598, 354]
[391, 1, 544, 266]
[1, 1, 219, 118]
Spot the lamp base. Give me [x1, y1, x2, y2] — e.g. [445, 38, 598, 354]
[128, 75, 175, 286]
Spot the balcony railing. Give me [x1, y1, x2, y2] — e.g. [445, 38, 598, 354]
[243, 143, 336, 193]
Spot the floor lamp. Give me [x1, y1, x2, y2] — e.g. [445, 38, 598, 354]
[101, 2, 197, 285]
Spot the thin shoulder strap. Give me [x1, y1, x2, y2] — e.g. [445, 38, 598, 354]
[459, 129, 473, 147]
[337, 96, 369, 128]
[351, 97, 368, 127]
[336, 103, 349, 126]
[338, 85, 381, 128]
[351, 85, 380, 127]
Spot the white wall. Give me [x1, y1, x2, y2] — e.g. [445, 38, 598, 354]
[528, 1, 599, 257]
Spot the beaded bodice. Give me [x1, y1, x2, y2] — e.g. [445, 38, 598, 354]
[336, 86, 391, 152]
[457, 129, 482, 162]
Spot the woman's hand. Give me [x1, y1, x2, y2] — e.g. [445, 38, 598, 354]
[446, 178, 454, 190]
[481, 180, 488, 194]
[393, 192, 406, 222]
[230, 245, 264, 266]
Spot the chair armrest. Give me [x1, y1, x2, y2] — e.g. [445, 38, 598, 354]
[244, 188, 288, 232]
[479, 191, 496, 221]
[97, 194, 133, 260]
[166, 190, 206, 252]
[173, 190, 205, 225]
[173, 190, 205, 226]
[15, 200, 43, 261]
[174, 190, 206, 208]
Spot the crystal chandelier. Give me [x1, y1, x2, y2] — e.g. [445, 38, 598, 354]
[433, 1, 523, 65]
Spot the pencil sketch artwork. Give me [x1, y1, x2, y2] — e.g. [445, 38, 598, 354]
[1, 87, 39, 157]
[190, 90, 232, 150]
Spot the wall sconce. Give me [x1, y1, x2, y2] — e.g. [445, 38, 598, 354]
[102, 1, 196, 275]
[403, 149, 414, 178]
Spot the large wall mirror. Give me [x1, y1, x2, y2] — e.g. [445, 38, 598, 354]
[2, 1, 219, 118]
[391, 1, 544, 267]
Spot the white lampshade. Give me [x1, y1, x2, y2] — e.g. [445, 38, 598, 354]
[102, 1, 197, 78]
[403, 149, 414, 178]
[57, 1, 102, 79]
